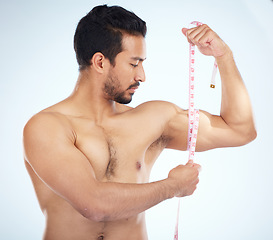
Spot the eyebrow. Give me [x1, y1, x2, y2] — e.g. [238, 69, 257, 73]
[131, 57, 146, 62]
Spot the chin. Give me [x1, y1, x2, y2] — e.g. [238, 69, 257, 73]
[116, 99, 132, 105]
[115, 97, 132, 104]
[114, 93, 133, 104]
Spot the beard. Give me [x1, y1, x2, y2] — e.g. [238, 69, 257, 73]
[103, 71, 139, 104]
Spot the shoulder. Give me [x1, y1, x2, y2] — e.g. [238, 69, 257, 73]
[137, 100, 179, 109]
[23, 111, 75, 149]
[24, 111, 70, 131]
[135, 100, 187, 118]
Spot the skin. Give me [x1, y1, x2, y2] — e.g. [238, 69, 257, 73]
[23, 25, 256, 240]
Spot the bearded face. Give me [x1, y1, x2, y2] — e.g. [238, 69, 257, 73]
[103, 70, 140, 104]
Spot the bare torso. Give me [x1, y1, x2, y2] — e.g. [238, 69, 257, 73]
[25, 99, 174, 240]
[23, 22, 256, 239]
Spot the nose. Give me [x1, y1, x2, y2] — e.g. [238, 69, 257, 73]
[135, 65, 146, 82]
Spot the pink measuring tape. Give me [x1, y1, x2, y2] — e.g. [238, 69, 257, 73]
[174, 21, 218, 240]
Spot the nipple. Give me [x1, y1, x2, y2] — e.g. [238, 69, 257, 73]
[136, 161, 142, 170]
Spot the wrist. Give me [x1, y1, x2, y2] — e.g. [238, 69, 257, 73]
[215, 47, 233, 63]
[163, 178, 178, 199]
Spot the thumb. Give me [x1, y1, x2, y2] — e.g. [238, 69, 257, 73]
[181, 28, 188, 36]
[186, 159, 194, 166]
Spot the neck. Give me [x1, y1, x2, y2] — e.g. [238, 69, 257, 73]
[68, 69, 117, 122]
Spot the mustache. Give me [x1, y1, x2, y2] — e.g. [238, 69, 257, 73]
[127, 82, 140, 90]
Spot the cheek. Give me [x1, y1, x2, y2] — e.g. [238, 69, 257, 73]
[115, 65, 135, 84]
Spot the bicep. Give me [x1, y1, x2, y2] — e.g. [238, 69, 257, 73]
[165, 105, 246, 151]
[197, 110, 248, 151]
[23, 115, 97, 215]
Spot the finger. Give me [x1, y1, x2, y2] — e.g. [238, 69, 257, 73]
[186, 24, 206, 38]
[197, 30, 215, 48]
[193, 163, 202, 172]
[187, 25, 209, 45]
[181, 28, 188, 36]
[183, 26, 201, 45]
[186, 159, 194, 165]
[192, 28, 210, 47]
[182, 28, 194, 45]
[193, 177, 199, 185]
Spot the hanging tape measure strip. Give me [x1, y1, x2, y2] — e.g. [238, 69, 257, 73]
[174, 21, 218, 240]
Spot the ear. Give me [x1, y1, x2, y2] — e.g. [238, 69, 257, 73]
[91, 52, 109, 73]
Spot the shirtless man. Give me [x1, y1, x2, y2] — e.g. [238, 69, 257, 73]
[23, 5, 256, 240]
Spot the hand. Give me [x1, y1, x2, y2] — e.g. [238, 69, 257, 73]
[168, 160, 201, 197]
[182, 24, 230, 58]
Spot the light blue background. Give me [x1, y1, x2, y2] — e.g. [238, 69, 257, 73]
[1, 0, 272, 239]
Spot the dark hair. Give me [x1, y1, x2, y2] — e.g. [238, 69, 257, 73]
[74, 5, 147, 71]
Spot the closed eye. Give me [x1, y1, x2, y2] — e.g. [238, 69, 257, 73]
[131, 59, 140, 68]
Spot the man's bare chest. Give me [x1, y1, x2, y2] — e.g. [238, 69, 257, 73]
[69, 116, 168, 182]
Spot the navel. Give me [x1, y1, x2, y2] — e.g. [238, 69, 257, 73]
[97, 233, 104, 240]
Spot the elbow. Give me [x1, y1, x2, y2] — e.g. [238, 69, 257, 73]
[240, 126, 257, 146]
[79, 203, 111, 222]
[77, 182, 114, 222]
[247, 124, 257, 143]
[249, 128, 257, 142]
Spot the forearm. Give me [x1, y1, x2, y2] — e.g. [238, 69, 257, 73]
[84, 178, 175, 222]
[217, 50, 256, 138]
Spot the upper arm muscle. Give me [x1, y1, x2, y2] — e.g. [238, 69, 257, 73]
[164, 104, 247, 151]
[23, 113, 97, 215]
[197, 110, 248, 151]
